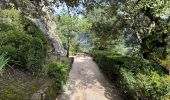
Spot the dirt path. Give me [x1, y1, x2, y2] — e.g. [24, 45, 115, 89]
[57, 56, 122, 100]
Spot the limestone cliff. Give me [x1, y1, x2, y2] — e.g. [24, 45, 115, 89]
[0, 0, 66, 56]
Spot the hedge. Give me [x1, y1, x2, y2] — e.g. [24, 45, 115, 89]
[92, 50, 170, 100]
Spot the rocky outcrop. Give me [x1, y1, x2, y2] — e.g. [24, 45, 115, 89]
[30, 0, 66, 56]
[0, 0, 66, 56]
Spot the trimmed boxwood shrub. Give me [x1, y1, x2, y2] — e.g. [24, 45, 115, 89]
[47, 61, 69, 93]
[92, 50, 170, 100]
[0, 9, 48, 73]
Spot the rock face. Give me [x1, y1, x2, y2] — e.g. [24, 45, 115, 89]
[31, 0, 66, 56]
[0, 0, 66, 56]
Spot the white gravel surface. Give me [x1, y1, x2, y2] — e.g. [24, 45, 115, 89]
[57, 56, 122, 100]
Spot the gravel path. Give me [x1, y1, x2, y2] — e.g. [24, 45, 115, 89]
[57, 56, 122, 100]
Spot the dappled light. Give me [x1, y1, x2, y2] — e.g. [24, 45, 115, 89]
[0, 0, 170, 100]
[58, 57, 122, 100]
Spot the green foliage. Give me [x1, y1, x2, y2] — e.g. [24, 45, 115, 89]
[0, 10, 48, 73]
[87, 7, 126, 49]
[55, 14, 91, 56]
[55, 15, 79, 54]
[87, 5, 170, 100]
[0, 54, 8, 75]
[92, 50, 170, 100]
[119, 69, 170, 100]
[123, 0, 170, 60]
[86, 0, 170, 64]
[46, 61, 69, 93]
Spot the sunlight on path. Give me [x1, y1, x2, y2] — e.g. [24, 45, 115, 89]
[57, 56, 122, 100]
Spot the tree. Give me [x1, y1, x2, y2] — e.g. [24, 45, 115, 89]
[87, 6, 127, 50]
[88, 0, 170, 57]
[55, 14, 91, 57]
[117, 0, 170, 66]
[84, 0, 170, 70]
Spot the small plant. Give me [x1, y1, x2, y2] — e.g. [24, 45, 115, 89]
[0, 54, 8, 75]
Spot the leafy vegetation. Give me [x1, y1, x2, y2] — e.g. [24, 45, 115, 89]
[55, 14, 91, 56]
[87, 0, 170, 63]
[92, 50, 170, 100]
[54, 1, 170, 99]
[45, 61, 69, 93]
[1, 0, 170, 99]
[85, 2, 170, 99]
[55, 15, 79, 56]
[0, 1, 71, 99]
[0, 5, 70, 99]
[0, 9, 48, 73]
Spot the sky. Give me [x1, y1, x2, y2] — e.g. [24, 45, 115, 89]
[54, 3, 85, 16]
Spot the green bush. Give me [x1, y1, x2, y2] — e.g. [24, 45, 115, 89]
[119, 69, 170, 100]
[92, 50, 170, 100]
[0, 10, 48, 73]
[47, 61, 69, 93]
